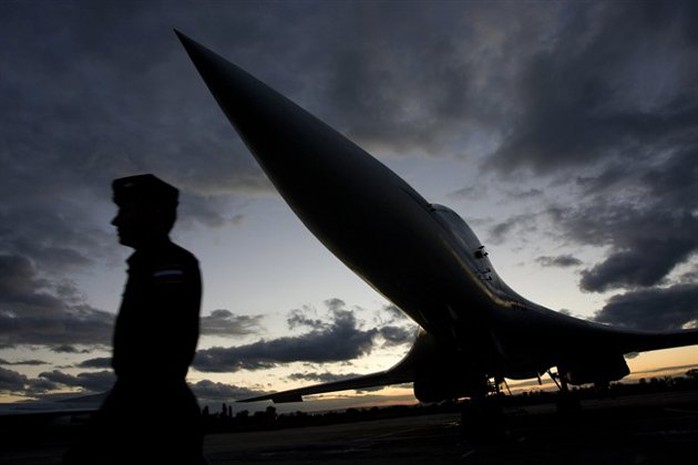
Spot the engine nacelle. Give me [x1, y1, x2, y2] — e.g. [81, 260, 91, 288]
[412, 365, 488, 403]
[561, 353, 630, 385]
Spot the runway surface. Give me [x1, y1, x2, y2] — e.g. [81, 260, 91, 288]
[2, 390, 697, 464]
[204, 391, 698, 465]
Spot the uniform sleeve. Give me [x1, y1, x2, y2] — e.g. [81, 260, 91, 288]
[145, 254, 202, 380]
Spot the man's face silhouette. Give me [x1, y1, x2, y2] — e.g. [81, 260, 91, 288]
[111, 201, 157, 249]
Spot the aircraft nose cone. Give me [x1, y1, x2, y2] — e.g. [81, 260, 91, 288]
[175, 30, 398, 212]
[175, 30, 276, 150]
[176, 30, 433, 284]
[176, 30, 333, 188]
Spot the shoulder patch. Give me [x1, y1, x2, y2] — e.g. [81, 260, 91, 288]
[153, 269, 185, 279]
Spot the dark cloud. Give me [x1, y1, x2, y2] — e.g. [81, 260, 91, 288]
[287, 308, 326, 331]
[0, 366, 115, 397]
[449, 185, 488, 202]
[547, 152, 698, 292]
[375, 304, 409, 324]
[1, 2, 692, 290]
[536, 255, 583, 268]
[0, 366, 29, 393]
[289, 371, 365, 383]
[194, 308, 375, 372]
[377, 326, 414, 347]
[488, 212, 541, 245]
[37, 369, 115, 394]
[0, 2, 271, 295]
[0, 358, 47, 366]
[470, 0, 698, 295]
[52, 345, 94, 354]
[594, 283, 698, 331]
[200, 310, 264, 337]
[190, 379, 260, 403]
[193, 300, 412, 373]
[77, 357, 112, 369]
[0, 254, 114, 349]
[387, 304, 407, 318]
[488, 2, 698, 175]
[505, 188, 544, 201]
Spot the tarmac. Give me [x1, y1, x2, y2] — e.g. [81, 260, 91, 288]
[2, 390, 697, 465]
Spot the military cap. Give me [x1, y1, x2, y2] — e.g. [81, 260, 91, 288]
[112, 174, 179, 208]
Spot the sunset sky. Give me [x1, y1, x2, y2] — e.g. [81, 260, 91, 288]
[1, 0, 696, 411]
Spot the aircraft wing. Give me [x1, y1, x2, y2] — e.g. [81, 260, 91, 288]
[239, 329, 426, 404]
[238, 369, 414, 404]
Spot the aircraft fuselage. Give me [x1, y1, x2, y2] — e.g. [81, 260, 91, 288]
[178, 32, 698, 401]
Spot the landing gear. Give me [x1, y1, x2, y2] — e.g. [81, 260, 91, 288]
[548, 369, 580, 414]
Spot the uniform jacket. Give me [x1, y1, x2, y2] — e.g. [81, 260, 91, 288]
[112, 239, 201, 383]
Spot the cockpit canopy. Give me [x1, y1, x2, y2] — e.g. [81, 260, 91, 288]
[429, 204, 487, 259]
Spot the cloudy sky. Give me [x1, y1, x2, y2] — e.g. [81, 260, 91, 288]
[1, 1, 697, 411]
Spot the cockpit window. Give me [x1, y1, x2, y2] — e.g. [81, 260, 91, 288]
[429, 204, 483, 251]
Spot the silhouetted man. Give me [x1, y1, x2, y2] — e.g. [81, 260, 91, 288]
[64, 174, 205, 464]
